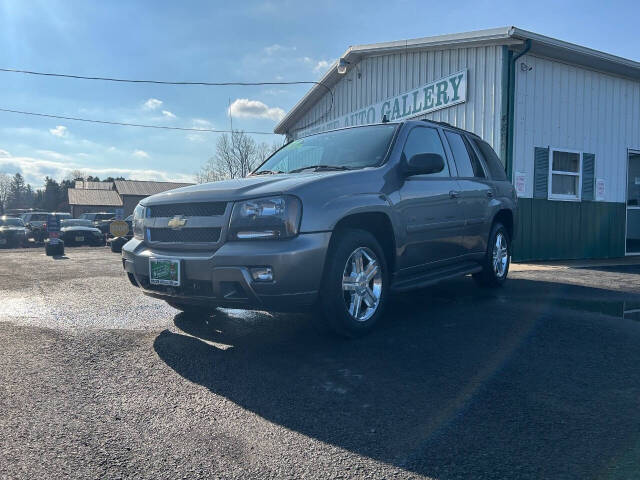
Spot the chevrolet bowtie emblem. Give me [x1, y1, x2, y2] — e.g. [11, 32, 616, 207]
[168, 216, 187, 229]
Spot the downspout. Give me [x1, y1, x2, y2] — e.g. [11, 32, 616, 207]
[505, 38, 532, 181]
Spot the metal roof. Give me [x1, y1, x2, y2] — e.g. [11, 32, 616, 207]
[274, 26, 640, 134]
[113, 180, 193, 196]
[74, 181, 113, 190]
[67, 188, 123, 206]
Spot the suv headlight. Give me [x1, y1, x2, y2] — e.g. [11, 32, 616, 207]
[133, 203, 145, 240]
[228, 195, 301, 240]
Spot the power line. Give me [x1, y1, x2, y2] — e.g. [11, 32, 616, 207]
[0, 107, 278, 135]
[0, 67, 328, 90]
[0, 66, 335, 131]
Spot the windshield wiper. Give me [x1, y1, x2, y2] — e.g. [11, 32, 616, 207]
[289, 165, 353, 173]
[252, 170, 284, 175]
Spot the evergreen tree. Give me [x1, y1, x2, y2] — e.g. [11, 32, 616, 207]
[7, 173, 26, 209]
[43, 177, 61, 211]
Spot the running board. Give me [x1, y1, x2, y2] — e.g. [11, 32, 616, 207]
[391, 262, 482, 293]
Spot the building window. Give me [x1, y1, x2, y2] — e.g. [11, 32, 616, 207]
[549, 149, 582, 201]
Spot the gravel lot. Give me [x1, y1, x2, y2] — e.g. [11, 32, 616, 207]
[1, 246, 640, 479]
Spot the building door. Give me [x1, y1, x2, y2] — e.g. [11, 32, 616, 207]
[627, 150, 640, 255]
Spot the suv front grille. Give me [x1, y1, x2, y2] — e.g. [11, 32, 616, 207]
[149, 227, 221, 243]
[149, 202, 226, 218]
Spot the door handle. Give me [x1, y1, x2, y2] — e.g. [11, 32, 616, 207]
[449, 190, 460, 199]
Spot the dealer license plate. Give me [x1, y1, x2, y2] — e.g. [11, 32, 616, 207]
[75, 236, 84, 242]
[149, 257, 181, 286]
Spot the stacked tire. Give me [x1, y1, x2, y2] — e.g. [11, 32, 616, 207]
[45, 240, 64, 256]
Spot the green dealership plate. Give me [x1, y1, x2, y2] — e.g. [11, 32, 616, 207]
[149, 257, 181, 287]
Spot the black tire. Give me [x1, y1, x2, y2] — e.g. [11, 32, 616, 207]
[166, 301, 214, 316]
[319, 228, 389, 338]
[110, 236, 127, 253]
[45, 241, 64, 256]
[473, 222, 510, 288]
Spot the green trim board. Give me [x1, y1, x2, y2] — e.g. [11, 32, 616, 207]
[513, 198, 625, 261]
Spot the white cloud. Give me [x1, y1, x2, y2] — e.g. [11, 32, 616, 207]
[264, 44, 296, 55]
[192, 118, 212, 127]
[0, 149, 10, 158]
[133, 149, 150, 159]
[301, 56, 335, 76]
[143, 98, 163, 110]
[35, 150, 73, 161]
[313, 59, 334, 75]
[161, 110, 176, 118]
[0, 154, 194, 187]
[228, 98, 285, 122]
[49, 125, 68, 137]
[187, 133, 205, 143]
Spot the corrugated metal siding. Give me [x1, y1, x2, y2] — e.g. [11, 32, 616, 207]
[288, 45, 505, 153]
[513, 198, 625, 261]
[513, 54, 640, 202]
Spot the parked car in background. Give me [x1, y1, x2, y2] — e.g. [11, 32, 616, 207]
[21, 212, 50, 243]
[79, 212, 116, 234]
[60, 219, 106, 246]
[123, 120, 517, 337]
[0, 216, 28, 248]
[22, 212, 72, 243]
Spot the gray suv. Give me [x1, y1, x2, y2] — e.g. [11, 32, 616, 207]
[122, 120, 516, 336]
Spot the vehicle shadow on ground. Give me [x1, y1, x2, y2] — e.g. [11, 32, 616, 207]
[153, 276, 640, 479]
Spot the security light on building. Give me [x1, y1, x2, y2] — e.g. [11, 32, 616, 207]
[275, 26, 640, 261]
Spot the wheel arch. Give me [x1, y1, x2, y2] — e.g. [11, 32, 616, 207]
[493, 209, 514, 241]
[329, 211, 397, 274]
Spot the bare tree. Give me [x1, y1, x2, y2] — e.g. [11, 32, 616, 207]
[0, 173, 11, 213]
[256, 140, 283, 164]
[66, 169, 87, 182]
[197, 130, 269, 183]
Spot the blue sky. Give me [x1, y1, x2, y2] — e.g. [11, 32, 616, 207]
[1, 0, 638, 187]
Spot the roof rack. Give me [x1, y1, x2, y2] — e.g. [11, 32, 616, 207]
[421, 119, 453, 127]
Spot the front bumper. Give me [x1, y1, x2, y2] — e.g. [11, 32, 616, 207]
[122, 232, 331, 311]
[0, 233, 27, 247]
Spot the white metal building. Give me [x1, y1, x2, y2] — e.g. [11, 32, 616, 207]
[274, 27, 640, 261]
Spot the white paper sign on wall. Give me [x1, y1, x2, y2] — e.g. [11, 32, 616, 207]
[596, 178, 605, 201]
[515, 172, 526, 197]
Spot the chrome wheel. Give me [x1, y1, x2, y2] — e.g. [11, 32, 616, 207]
[492, 232, 509, 278]
[341, 247, 382, 322]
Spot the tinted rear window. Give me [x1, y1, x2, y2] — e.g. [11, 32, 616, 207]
[444, 130, 484, 178]
[472, 138, 507, 181]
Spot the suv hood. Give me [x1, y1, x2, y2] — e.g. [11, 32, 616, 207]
[143, 172, 342, 205]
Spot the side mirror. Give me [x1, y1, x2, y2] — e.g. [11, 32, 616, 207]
[405, 153, 445, 176]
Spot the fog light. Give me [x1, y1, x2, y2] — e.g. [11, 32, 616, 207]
[250, 267, 273, 282]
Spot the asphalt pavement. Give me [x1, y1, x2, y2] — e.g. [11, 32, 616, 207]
[1, 246, 640, 479]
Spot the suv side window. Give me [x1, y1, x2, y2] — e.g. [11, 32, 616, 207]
[471, 138, 507, 181]
[402, 127, 450, 177]
[445, 130, 485, 178]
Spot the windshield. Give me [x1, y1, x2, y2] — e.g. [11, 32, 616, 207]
[0, 218, 24, 227]
[27, 214, 49, 221]
[254, 125, 397, 174]
[62, 219, 92, 227]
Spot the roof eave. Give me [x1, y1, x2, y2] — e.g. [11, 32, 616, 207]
[511, 27, 640, 80]
[274, 26, 640, 135]
[274, 27, 520, 134]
